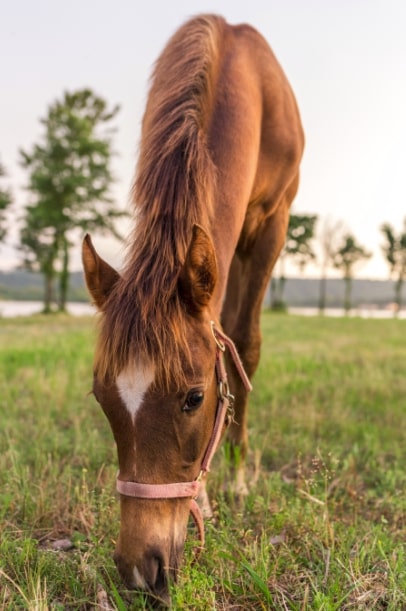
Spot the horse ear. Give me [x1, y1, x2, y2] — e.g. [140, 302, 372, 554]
[178, 225, 218, 314]
[82, 234, 121, 309]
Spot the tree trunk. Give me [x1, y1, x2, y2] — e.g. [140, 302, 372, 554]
[319, 271, 327, 314]
[42, 247, 57, 313]
[394, 275, 403, 317]
[271, 276, 287, 310]
[43, 272, 55, 313]
[269, 277, 276, 309]
[271, 255, 287, 311]
[279, 275, 287, 305]
[344, 276, 352, 314]
[58, 237, 69, 312]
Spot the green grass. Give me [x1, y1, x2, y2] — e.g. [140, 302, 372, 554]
[0, 312, 405, 609]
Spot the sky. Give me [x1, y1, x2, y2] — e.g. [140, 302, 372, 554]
[1, 0, 405, 278]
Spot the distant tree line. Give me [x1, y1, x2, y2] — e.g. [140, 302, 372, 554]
[271, 214, 406, 316]
[1, 87, 406, 315]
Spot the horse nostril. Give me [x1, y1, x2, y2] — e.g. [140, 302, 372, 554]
[146, 551, 167, 590]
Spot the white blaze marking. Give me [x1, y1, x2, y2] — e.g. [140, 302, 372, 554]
[116, 363, 155, 422]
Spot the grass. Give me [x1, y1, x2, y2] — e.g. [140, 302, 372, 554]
[0, 312, 405, 609]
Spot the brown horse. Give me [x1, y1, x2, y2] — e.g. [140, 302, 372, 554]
[82, 14, 303, 606]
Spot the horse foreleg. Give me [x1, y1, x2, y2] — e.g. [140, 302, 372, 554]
[221, 200, 291, 494]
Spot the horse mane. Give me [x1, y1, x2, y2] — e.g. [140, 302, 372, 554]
[95, 15, 225, 387]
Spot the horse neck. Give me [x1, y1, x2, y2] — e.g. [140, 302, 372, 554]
[209, 227, 239, 316]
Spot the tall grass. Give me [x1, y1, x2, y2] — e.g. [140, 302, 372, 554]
[0, 313, 405, 609]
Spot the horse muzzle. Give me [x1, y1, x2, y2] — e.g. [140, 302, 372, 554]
[113, 496, 189, 606]
[114, 546, 177, 607]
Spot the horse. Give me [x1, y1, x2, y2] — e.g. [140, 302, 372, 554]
[82, 14, 304, 606]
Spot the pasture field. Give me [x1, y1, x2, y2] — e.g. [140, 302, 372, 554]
[0, 313, 405, 610]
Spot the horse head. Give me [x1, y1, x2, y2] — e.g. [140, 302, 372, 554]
[83, 226, 225, 604]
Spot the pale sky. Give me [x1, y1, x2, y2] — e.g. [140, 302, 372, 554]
[1, 0, 405, 278]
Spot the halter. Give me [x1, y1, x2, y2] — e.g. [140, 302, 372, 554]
[116, 322, 252, 550]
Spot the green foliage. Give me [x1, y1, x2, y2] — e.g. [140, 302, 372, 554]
[332, 233, 371, 312]
[0, 161, 13, 243]
[381, 219, 406, 311]
[333, 234, 371, 279]
[285, 213, 318, 272]
[0, 314, 405, 609]
[19, 89, 126, 312]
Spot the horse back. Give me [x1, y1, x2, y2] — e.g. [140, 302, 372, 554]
[208, 20, 304, 259]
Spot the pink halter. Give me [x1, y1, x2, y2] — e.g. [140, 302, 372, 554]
[116, 322, 252, 549]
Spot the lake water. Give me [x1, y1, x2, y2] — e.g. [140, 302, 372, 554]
[0, 301, 404, 319]
[289, 306, 406, 319]
[0, 300, 96, 318]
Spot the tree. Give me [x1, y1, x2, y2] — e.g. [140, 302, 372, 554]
[285, 214, 318, 272]
[0, 161, 12, 243]
[20, 89, 125, 312]
[381, 220, 406, 315]
[271, 213, 317, 309]
[332, 233, 371, 314]
[318, 217, 345, 313]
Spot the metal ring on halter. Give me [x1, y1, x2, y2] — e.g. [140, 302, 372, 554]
[210, 320, 226, 351]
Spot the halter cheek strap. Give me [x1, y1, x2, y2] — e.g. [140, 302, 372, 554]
[116, 322, 252, 550]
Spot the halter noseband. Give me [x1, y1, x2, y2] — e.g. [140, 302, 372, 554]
[116, 322, 252, 550]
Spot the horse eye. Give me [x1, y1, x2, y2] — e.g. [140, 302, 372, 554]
[182, 390, 204, 412]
